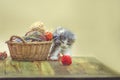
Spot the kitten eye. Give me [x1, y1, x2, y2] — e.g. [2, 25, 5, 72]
[60, 35, 63, 39]
[67, 40, 70, 43]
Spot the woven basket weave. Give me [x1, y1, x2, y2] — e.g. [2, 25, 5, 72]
[6, 35, 52, 61]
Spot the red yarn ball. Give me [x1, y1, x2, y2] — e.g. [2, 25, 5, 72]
[45, 32, 53, 41]
[61, 55, 72, 65]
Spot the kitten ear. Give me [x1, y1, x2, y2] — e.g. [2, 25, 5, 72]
[55, 26, 65, 35]
[56, 26, 62, 33]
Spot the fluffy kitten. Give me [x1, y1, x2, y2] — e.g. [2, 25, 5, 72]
[49, 27, 76, 60]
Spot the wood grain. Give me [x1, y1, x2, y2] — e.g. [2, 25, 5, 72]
[0, 60, 4, 76]
[0, 57, 119, 77]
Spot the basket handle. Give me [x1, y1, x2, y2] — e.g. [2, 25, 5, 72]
[25, 30, 33, 36]
[9, 35, 26, 43]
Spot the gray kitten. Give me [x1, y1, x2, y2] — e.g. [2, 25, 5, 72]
[49, 27, 76, 60]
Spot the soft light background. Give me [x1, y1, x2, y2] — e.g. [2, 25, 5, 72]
[0, 0, 120, 73]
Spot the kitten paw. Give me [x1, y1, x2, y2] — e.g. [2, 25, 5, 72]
[49, 56, 59, 61]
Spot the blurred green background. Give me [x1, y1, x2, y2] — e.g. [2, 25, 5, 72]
[0, 0, 120, 73]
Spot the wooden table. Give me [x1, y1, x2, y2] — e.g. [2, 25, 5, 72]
[0, 57, 119, 79]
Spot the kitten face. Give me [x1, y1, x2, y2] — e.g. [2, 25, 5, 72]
[60, 31, 75, 48]
[53, 27, 76, 48]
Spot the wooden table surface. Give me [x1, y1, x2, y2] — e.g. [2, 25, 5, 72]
[0, 57, 119, 78]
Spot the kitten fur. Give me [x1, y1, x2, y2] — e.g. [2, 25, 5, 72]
[49, 27, 76, 60]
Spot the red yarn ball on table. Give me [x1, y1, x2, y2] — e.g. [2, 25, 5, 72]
[61, 55, 72, 65]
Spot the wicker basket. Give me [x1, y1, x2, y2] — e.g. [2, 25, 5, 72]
[6, 35, 52, 61]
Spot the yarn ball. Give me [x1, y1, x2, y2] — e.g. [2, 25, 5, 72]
[3, 52, 7, 58]
[61, 55, 72, 65]
[0, 52, 7, 60]
[30, 21, 46, 34]
[45, 32, 53, 41]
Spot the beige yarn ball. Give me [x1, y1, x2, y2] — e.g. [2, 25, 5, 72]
[30, 21, 46, 34]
